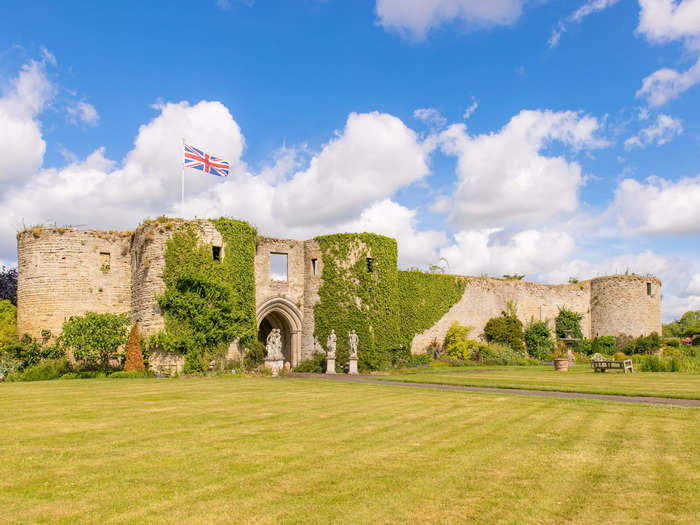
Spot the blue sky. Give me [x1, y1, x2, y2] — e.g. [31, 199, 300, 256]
[0, 0, 698, 320]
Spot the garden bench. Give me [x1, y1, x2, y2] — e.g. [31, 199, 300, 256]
[590, 353, 634, 373]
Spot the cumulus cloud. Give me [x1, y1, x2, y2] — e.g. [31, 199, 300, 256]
[414, 108, 447, 129]
[687, 273, 700, 295]
[636, 58, 700, 106]
[440, 229, 576, 277]
[624, 113, 683, 149]
[375, 0, 522, 39]
[66, 101, 99, 126]
[0, 58, 54, 186]
[438, 109, 607, 229]
[637, 0, 700, 47]
[611, 175, 700, 235]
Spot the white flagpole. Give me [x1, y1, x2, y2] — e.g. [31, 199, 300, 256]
[181, 138, 185, 208]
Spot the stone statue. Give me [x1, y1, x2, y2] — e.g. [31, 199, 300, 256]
[266, 328, 283, 360]
[348, 330, 358, 359]
[326, 329, 337, 359]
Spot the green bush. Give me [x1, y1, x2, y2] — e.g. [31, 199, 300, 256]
[665, 338, 681, 348]
[591, 336, 616, 355]
[243, 341, 266, 371]
[0, 356, 21, 380]
[6, 358, 70, 382]
[4, 334, 64, 370]
[109, 370, 152, 378]
[555, 308, 584, 340]
[524, 321, 555, 360]
[0, 299, 16, 351]
[574, 338, 592, 356]
[627, 332, 662, 355]
[478, 343, 533, 366]
[60, 312, 130, 369]
[294, 353, 327, 373]
[483, 306, 525, 353]
[443, 322, 478, 360]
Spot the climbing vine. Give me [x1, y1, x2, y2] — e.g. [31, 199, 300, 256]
[313, 233, 400, 371]
[397, 270, 466, 349]
[152, 218, 257, 373]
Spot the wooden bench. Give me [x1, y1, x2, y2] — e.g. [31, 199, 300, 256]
[590, 353, 634, 373]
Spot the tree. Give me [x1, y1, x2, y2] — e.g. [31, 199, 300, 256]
[0, 266, 17, 306]
[124, 324, 145, 371]
[0, 299, 17, 350]
[483, 301, 525, 353]
[524, 320, 555, 360]
[59, 312, 130, 369]
[555, 308, 584, 340]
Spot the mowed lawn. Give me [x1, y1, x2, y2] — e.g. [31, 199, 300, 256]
[386, 365, 700, 399]
[1, 378, 698, 524]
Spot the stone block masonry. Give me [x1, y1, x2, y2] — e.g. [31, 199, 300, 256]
[16, 219, 662, 368]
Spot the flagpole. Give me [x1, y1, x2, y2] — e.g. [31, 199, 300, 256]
[181, 138, 185, 208]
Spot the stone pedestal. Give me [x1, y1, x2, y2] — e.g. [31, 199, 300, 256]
[265, 358, 284, 376]
[326, 358, 336, 374]
[349, 358, 358, 375]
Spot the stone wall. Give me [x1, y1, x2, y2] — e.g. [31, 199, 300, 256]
[254, 237, 306, 312]
[409, 277, 591, 353]
[590, 275, 662, 337]
[17, 228, 131, 339]
[302, 240, 324, 360]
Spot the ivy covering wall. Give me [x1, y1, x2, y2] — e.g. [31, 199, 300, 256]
[397, 270, 466, 349]
[313, 233, 400, 371]
[153, 218, 256, 372]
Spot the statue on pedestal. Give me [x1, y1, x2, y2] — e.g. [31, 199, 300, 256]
[265, 328, 284, 374]
[348, 330, 358, 359]
[326, 330, 336, 360]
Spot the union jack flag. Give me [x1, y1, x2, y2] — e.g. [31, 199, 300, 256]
[184, 143, 230, 177]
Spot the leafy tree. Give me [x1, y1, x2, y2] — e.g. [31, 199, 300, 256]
[0, 266, 17, 306]
[0, 299, 17, 350]
[555, 308, 584, 340]
[59, 312, 130, 369]
[524, 320, 555, 360]
[663, 310, 700, 338]
[502, 274, 524, 280]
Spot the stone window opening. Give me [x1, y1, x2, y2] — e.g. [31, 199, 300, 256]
[99, 252, 111, 273]
[647, 282, 652, 296]
[212, 245, 222, 261]
[311, 258, 318, 276]
[367, 257, 374, 272]
[270, 253, 288, 281]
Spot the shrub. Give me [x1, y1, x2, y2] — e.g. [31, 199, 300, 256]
[443, 322, 479, 360]
[524, 320, 555, 360]
[574, 338, 592, 356]
[124, 324, 146, 371]
[6, 358, 70, 382]
[555, 308, 584, 340]
[0, 266, 17, 305]
[613, 352, 627, 361]
[478, 343, 532, 366]
[109, 370, 152, 379]
[591, 336, 616, 355]
[665, 338, 681, 348]
[483, 303, 525, 353]
[0, 356, 21, 380]
[0, 299, 17, 351]
[4, 334, 63, 370]
[615, 334, 634, 353]
[294, 353, 327, 373]
[60, 312, 130, 369]
[627, 332, 662, 355]
[243, 341, 266, 371]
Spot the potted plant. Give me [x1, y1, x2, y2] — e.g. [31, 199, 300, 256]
[553, 341, 569, 371]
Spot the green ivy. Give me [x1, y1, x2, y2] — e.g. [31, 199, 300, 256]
[313, 233, 400, 371]
[154, 218, 257, 373]
[397, 270, 466, 349]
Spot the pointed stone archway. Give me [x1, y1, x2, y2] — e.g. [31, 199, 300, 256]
[256, 297, 303, 367]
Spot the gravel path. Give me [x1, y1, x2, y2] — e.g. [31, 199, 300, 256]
[291, 373, 700, 407]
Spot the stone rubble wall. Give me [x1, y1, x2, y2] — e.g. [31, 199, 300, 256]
[16, 228, 132, 339]
[590, 275, 662, 337]
[302, 240, 324, 360]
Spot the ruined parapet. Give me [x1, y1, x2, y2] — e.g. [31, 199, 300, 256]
[590, 275, 662, 337]
[16, 227, 131, 339]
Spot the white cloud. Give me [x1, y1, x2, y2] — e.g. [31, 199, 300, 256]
[637, 0, 700, 47]
[611, 175, 700, 235]
[624, 113, 683, 149]
[462, 97, 478, 119]
[66, 101, 99, 126]
[636, 58, 700, 106]
[0, 58, 54, 187]
[414, 107, 447, 129]
[375, 0, 522, 39]
[438, 109, 607, 229]
[571, 0, 621, 22]
[549, 0, 620, 48]
[440, 229, 576, 277]
[687, 273, 700, 295]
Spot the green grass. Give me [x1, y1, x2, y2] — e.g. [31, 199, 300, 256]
[385, 365, 700, 399]
[0, 377, 698, 524]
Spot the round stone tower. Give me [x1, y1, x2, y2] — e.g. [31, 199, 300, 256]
[589, 275, 662, 337]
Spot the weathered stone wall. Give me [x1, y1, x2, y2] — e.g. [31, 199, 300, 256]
[17, 228, 131, 339]
[302, 240, 324, 360]
[410, 277, 592, 353]
[590, 275, 662, 337]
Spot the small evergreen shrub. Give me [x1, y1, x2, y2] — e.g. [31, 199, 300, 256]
[627, 332, 662, 355]
[109, 370, 152, 378]
[591, 336, 616, 355]
[483, 306, 525, 353]
[124, 324, 146, 371]
[294, 353, 327, 373]
[574, 338, 592, 355]
[478, 343, 532, 365]
[665, 338, 681, 348]
[524, 320, 555, 360]
[555, 308, 584, 340]
[443, 322, 479, 360]
[243, 341, 266, 371]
